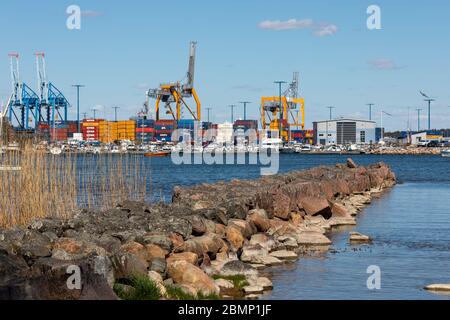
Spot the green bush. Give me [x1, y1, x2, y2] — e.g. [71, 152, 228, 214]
[114, 275, 162, 300]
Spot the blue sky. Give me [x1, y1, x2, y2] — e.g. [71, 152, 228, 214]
[1, 0, 449, 130]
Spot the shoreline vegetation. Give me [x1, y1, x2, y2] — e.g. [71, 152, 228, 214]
[0, 158, 397, 300]
[0, 144, 147, 228]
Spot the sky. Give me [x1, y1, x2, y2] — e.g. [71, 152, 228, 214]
[0, 0, 449, 131]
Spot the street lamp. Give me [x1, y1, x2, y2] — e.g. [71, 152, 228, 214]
[326, 106, 335, 120]
[72, 84, 85, 133]
[112, 106, 120, 122]
[228, 105, 236, 123]
[274, 81, 287, 138]
[239, 101, 251, 121]
[366, 103, 374, 121]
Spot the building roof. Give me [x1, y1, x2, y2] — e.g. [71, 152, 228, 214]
[313, 118, 376, 124]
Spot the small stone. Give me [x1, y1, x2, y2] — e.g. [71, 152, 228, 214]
[349, 232, 372, 243]
[296, 231, 332, 246]
[243, 285, 264, 294]
[424, 284, 450, 293]
[269, 250, 298, 260]
[256, 255, 283, 266]
[257, 277, 273, 290]
[220, 260, 258, 277]
[215, 278, 234, 289]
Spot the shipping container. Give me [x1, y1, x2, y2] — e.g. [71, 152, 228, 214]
[234, 120, 258, 129]
[136, 128, 155, 133]
[155, 119, 177, 125]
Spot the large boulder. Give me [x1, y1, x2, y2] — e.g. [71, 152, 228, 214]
[225, 226, 245, 250]
[167, 252, 198, 266]
[167, 260, 218, 295]
[1, 255, 117, 300]
[246, 209, 270, 232]
[228, 219, 256, 239]
[300, 197, 332, 219]
[190, 234, 225, 257]
[111, 252, 148, 280]
[52, 238, 107, 261]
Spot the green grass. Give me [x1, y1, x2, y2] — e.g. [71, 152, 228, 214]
[114, 275, 220, 300]
[212, 274, 249, 290]
[113, 275, 162, 300]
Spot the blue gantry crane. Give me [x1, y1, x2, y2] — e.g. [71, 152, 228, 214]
[7, 53, 40, 130]
[6, 52, 70, 130]
[35, 52, 70, 127]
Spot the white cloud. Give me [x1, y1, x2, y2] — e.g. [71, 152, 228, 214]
[81, 10, 102, 17]
[258, 18, 338, 37]
[313, 23, 338, 37]
[368, 59, 402, 70]
[258, 19, 313, 31]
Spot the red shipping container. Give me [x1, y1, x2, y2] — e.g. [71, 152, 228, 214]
[136, 128, 155, 133]
[155, 120, 177, 128]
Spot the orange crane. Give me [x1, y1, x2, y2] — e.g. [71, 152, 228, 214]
[146, 42, 201, 121]
[261, 72, 305, 141]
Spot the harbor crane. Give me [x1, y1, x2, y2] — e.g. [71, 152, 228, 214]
[146, 41, 201, 121]
[35, 52, 70, 127]
[261, 72, 305, 141]
[7, 53, 40, 130]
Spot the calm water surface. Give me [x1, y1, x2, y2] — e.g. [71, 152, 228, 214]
[145, 154, 450, 299]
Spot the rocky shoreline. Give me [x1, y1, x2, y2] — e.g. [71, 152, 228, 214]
[0, 159, 396, 300]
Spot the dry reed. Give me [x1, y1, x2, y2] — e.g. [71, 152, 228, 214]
[0, 144, 148, 228]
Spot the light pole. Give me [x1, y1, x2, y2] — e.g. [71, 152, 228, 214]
[205, 107, 212, 123]
[416, 108, 422, 132]
[424, 98, 435, 130]
[274, 81, 287, 138]
[326, 106, 335, 120]
[239, 101, 251, 121]
[366, 103, 374, 121]
[92, 108, 97, 120]
[228, 105, 236, 123]
[72, 84, 85, 133]
[380, 110, 392, 142]
[112, 106, 120, 122]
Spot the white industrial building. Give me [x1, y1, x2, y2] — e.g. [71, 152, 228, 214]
[313, 118, 377, 145]
[215, 122, 234, 144]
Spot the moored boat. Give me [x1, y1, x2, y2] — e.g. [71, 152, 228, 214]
[441, 150, 450, 157]
[144, 151, 171, 157]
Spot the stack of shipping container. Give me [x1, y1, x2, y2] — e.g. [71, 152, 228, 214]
[82, 119, 102, 142]
[233, 120, 259, 143]
[135, 118, 155, 144]
[98, 120, 136, 143]
[290, 129, 314, 144]
[35, 121, 78, 142]
[155, 120, 176, 142]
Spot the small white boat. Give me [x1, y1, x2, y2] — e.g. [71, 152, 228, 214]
[441, 150, 450, 157]
[261, 138, 282, 152]
[49, 147, 63, 155]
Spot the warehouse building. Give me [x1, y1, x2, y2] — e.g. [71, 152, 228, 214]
[313, 119, 377, 145]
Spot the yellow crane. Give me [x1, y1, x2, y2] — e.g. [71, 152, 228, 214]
[146, 42, 201, 121]
[261, 72, 305, 141]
